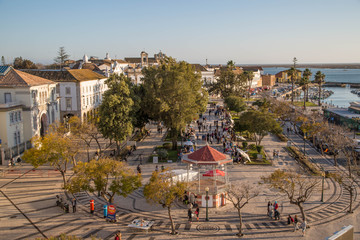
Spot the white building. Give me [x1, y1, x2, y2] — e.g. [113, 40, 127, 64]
[191, 64, 215, 85]
[23, 69, 107, 122]
[0, 66, 59, 164]
[241, 66, 263, 88]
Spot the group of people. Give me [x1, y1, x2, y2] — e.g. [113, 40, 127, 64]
[267, 201, 281, 220]
[187, 204, 200, 222]
[288, 214, 307, 236]
[272, 149, 280, 160]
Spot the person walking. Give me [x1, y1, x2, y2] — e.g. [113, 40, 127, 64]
[72, 198, 77, 213]
[274, 209, 280, 220]
[293, 215, 299, 231]
[137, 164, 141, 175]
[269, 203, 274, 219]
[267, 201, 271, 217]
[287, 214, 294, 225]
[188, 208, 193, 223]
[301, 220, 307, 236]
[195, 206, 200, 221]
[114, 230, 121, 240]
[90, 199, 95, 214]
[155, 165, 158, 172]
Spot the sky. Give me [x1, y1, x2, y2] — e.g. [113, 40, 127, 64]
[0, 0, 360, 65]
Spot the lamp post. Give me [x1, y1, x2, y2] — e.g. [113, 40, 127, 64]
[321, 171, 325, 202]
[205, 186, 209, 221]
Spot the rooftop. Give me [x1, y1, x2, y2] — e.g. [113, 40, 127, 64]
[325, 108, 360, 119]
[0, 67, 55, 87]
[22, 69, 106, 82]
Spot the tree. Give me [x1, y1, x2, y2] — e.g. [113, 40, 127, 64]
[1, 56, 5, 65]
[243, 71, 254, 99]
[314, 71, 326, 106]
[54, 47, 70, 70]
[67, 158, 141, 203]
[226, 182, 259, 237]
[13, 57, 37, 69]
[300, 68, 312, 110]
[224, 95, 246, 114]
[286, 57, 298, 104]
[269, 99, 292, 125]
[252, 98, 271, 111]
[98, 74, 133, 155]
[22, 131, 78, 187]
[235, 110, 282, 145]
[128, 83, 149, 131]
[142, 57, 208, 149]
[143, 170, 187, 235]
[261, 169, 320, 221]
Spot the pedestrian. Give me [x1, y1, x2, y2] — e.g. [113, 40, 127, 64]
[188, 208, 193, 222]
[267, 201, 271, 216]
[273, 201, 279, 211]
[161, 165, 165, 172]
[294, 215, 299, 231]
[155, 165, 158, 172]
[114, 230, 121, 240]
[137, 164, 141, 174]
[301, 220, 307, 236]
[72, 198, 77, 213]
[90, 199, 95, 214]
[287, 214, 294, 225]
[195, 207, 200, 221]
[269, 203, 274, 219]
[274, 209, 280, 220]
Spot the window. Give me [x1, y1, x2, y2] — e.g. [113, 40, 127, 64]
[14, 132, 17, 145]
[65, 87, 71, 95]
[14, 111, 18, 122]
[33, 115, 37, 130]
[96, 95, 99, 103]
[87, 97, 89, 105]
[51, 89, 55, 101]
[66, 98, 72, 109]
[17, 131, 20, 144]
[18, 111, 21, 121]
[51, 109, 55, 123]
[4, 93, 12, 103]
[10, 112, 14, 123]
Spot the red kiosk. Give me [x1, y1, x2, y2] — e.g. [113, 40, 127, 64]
[182, 145, 232, 208]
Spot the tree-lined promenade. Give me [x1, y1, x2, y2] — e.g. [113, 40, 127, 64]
[14, 57, 360, 239]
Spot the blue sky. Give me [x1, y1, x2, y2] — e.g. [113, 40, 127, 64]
[1, 0, 359, 64]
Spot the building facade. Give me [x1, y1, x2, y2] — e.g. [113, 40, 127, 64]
[0, 66, 59, 164]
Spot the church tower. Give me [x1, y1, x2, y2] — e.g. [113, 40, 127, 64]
[140, 51, 148, 67]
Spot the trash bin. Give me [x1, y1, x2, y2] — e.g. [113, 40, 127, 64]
[103, 205, 108, 218]
[64, 203, 69, 213]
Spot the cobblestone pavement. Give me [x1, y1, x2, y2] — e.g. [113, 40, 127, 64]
[0, 98, 359, 239]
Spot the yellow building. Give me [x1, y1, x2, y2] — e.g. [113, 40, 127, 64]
[275, 69, 302, 83]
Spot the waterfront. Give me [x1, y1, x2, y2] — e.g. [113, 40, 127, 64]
[263, 67, 360, 108]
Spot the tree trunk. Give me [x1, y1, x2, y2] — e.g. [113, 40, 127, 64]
[87, 147, 90, 162]
[333, 154, 338, 167]
[94, 138, 102, 156]
[168, 206, 176, 234]
[306, 85, 309, 102]
[116, 141, 121, 156]
[171, 128, 178, 150]
[60, 170, 67, 188]
[318, 85, 321, 106]
[298, 202, 306, 222]
[291, 77, 294, 104]
[237, 207, 244, 236]
[303, 89, 306, 110]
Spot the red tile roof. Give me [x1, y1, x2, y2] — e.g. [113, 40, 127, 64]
[188, 145, 228, 162]
[0, 67, 55, 87]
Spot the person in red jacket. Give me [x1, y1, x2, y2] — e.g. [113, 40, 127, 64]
[90, 199, 95, 214]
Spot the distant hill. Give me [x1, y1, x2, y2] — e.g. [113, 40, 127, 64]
[256, 63, 360, 69]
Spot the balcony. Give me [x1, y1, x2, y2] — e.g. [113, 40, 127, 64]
[0, 102, 23, 109]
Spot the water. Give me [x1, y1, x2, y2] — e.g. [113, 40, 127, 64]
[263, 67, 360, 83]
[263, 67, 360, 108]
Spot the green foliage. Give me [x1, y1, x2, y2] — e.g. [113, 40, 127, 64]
[67, 158, 141, 203]
[98, 74, 133, 151]
[276, 133, 288, 142]
[235, 110, 282, 146]
[157, 148, 169, 160]
[143, 170, 187, 234]
[248, 144, 257, 151]
[13, 56, 37, 69]
[22, 131, 78, 187]
[224, 95, 246, 113]
[242, 141, 248, 149]
[256, 145, 263, 153]
[163, 142, 172, 149]
[142, 57, 208, 149]
[252, 98, 271, 110]
[128, 83, 149, 130]
[54, 47, 70, 67]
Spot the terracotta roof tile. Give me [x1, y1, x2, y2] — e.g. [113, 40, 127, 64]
[22, 69, 106, 82]
[0, 67, 55, 87]
[188, 145, 227, 162]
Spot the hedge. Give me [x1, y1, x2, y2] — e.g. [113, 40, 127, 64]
[287, 146, 321, 175]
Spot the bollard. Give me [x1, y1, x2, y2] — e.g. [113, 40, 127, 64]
[90, 199, 95, 214]
[103, 205, 108, 218]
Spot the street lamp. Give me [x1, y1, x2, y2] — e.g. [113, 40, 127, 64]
[321, 171, 326, 202]
[205, 186, 209, 221]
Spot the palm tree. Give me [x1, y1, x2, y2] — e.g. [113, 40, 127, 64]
[244, 71, 254, 99]
[300, 68, 312, 110]
[314, 71, 325, 106]
[287, 67, 297, 104]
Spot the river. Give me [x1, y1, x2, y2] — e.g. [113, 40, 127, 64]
[263, 67, 360, 108]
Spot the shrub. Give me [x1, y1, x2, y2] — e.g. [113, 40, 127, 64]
[163, 142, 172, 149]
[287, 146, 321, 175]
[242, 141, 248, 149]
[157, 148, 168, 160]
[256, 145, 263, 153]
[276, 133, 288, 142]
[249, 144, 257, 151]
